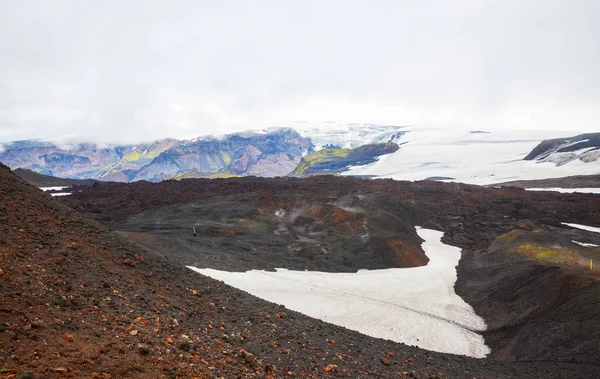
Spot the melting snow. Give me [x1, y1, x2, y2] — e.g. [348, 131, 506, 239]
[189, 227, 490, 358]
[572, 240, 600, 248]
[40, 186, 69, 191]
[563, 223, 600, 234]
[50, 192, 72, 197]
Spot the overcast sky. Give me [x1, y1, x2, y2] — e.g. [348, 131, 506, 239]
[0, 0, 598, 143]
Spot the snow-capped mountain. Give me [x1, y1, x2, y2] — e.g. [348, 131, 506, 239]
[1, 124, 598, 184]
[296, 123, 408, 151]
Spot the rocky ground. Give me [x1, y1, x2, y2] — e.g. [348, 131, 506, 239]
[2, 165, 600, 378]
[492, 174, 600, 189]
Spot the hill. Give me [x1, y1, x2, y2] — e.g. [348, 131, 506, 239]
[524, 132, 600, 165]
[492, 174, 600, 189]
[289, 142, 399, 176]
[13, 168, 105, 187]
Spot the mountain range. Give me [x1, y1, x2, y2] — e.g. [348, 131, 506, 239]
[0, 126, 598, 184]
[0, 129, 315, 182]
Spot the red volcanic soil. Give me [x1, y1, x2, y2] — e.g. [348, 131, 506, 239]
[2, 164, 600, 378]
[382, 238, 429, 267]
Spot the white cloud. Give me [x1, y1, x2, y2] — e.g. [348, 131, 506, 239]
[0, 0, 598, 143]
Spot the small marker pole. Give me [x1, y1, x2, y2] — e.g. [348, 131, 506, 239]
[193, 226, 197, 237]
[591, 259, 593, 271]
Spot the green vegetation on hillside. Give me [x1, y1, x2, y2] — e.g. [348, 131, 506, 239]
[290, 142, 398, 176]
[291, 148, 351, 176]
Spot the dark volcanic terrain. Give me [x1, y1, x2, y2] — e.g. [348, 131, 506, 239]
[13, 168, 107, 188]
[492, 174, 600, 189]
[61, 175, 600, 369]
[2, 164, 600, 378]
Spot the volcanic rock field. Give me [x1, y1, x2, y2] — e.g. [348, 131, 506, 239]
[2, 165, 600, 377]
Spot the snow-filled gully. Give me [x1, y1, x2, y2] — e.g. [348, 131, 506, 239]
[188, 227, 490, 358]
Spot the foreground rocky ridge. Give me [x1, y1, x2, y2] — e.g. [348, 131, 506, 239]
[491, 174, 600, 189]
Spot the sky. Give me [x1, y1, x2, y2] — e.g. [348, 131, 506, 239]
[0, 0, 599, 143]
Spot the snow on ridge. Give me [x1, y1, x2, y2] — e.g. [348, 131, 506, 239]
[50, 192, 72, 197]
[189, 227, 490, 358]
[297, 124, 409, 150]
[563, 223, 600, 234]
[572, 240, 599, 248]
[40, 186, 69, 191]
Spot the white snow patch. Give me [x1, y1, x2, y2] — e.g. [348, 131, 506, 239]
[40, 186, 69, 191]
[525, 188, 600, 194]
[50, 192, 72, 197]
[563, 223, 600, 234]
[188, 227, 490, 358]
[572, 240, 600, 248]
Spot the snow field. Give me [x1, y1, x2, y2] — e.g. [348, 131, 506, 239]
[342, 126, 598, 185]
[189, 227, 490, 358]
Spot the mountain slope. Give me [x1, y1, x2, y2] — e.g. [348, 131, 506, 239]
[13, 168, 105, 187]
[524, 132, 600, 165]
[491, 174, 600, 189]
[297, 124, 408, 150]
[0, 140, 129, 179]
[95, 139, 180, 182]
[290, 142, 399, 176]
[135, 128, 310, 181]
[0, 129, 311, 182]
